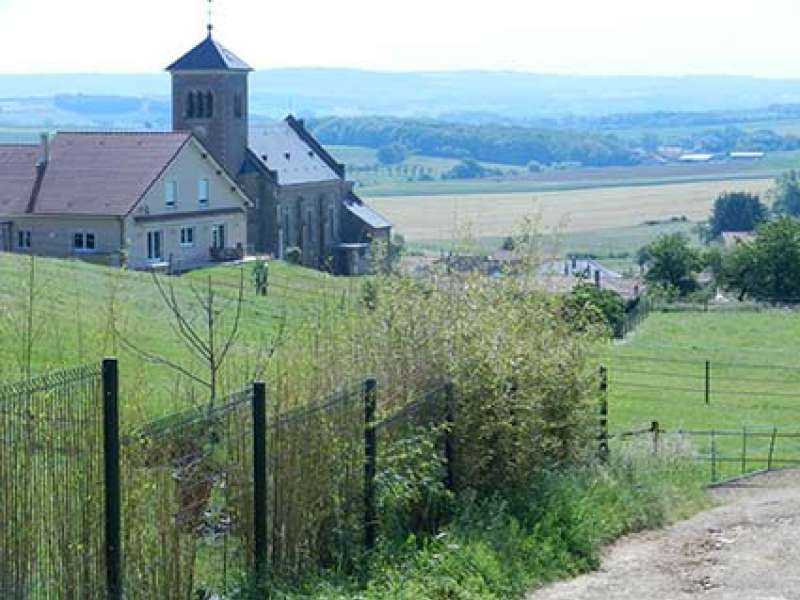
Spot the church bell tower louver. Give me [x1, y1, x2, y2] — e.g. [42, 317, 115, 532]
[166, 25, 252, 176]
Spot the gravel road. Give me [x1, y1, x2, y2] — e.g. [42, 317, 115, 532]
[528, 469, 800, 600]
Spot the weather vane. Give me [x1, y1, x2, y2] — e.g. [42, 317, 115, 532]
[207, 0, 214, 35]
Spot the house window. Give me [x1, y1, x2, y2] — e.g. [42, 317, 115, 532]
[165, 180, 177, 208]
[196, 92, 205, 119]
[198, 179, 209, 206]
[234, 93, 243, 119]
[17, 230, 31, 249]
[186, 92, 195, 118]
[180, 226, 195, 247]
[73, 232, 96, 252]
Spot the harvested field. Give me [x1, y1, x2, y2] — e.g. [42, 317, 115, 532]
[368, 179, 771, 241]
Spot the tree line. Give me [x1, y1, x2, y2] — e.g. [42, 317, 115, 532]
[307, 117, 637, 168]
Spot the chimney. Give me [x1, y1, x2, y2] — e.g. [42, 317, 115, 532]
[37, 133, 49, 168]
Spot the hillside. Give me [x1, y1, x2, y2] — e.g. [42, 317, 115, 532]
[0, 253, 355, 417]
[6, 70, 800, 120]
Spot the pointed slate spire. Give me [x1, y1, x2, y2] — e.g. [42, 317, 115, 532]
[166, 33, 252, 72]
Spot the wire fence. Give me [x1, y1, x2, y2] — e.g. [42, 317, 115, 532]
[0, 361, 455, 598]
[0, 364, 106, 599]
[612, 424, 800, 483]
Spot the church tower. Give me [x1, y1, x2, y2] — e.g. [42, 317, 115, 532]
[167, 28, 252, 176]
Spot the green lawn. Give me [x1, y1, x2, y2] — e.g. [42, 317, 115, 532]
[603, 309, 800, 480]
[0, 253, 356, 419]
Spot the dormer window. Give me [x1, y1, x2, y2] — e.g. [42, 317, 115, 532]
[165, 180, 177, 208]
[198, 178, 210, 206]
[284, 152, 291, 161]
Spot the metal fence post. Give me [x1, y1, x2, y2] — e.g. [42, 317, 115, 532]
[768, 427, 778, 470]
[599, 367, 609, 462]
[102, 358, 122, 600]
[363, 378, 378, 554]
[252, 381, 268, 589]
[444, 381, 456, 491]
[705, 360, 711, 405]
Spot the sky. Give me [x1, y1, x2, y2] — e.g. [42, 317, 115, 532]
[1, 0, 800, 76]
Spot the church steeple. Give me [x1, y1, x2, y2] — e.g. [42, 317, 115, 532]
[167, 26, 251, 175]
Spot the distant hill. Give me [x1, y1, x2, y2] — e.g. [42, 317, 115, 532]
[4, 69, 800, 121]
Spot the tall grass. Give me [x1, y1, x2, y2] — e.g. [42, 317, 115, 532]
[266, 440, 707, 599]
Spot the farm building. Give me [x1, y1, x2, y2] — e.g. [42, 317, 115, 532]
[0, 29, 391, 273]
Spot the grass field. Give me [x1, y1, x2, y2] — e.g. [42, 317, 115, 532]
[603, 309, 800, 481]
[0, 253, 355, 419]
[370, 178, 771, 242]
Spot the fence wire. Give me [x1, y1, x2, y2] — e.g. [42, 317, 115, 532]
[0, 364, 105, 600]
[120, 389, 255, 599]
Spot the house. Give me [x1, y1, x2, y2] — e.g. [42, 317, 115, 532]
[0, 131, 250, 269]
[678, 153, 715, 163]
[167, 30, 391, 272]
[721, 231, 756, 249]
[0, 28, 391, 273]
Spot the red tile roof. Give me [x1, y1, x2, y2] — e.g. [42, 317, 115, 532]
[0, 144, 38, 217]
[31, 132, 191, 216]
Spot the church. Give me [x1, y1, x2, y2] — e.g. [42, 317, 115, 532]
[0, 29, 391, 274]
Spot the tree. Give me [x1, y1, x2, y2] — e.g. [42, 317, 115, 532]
[377, 143, 408, 165]
[771, 170, 800, 216]
[562, 283, 624, 338]
[640, 233, 703, 295]
[116, 271, 281, 406]
[721, 217, 800, 302]
[708, 191, 768, 239]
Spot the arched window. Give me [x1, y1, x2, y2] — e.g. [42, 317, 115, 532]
[196, 92, 205, 119]
[205, 92, 214, 118]
[186, 92, 195, 118]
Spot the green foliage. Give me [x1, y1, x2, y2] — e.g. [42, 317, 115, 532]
[721, 216, 800, 301]
[265, 450, 706, 599]
[562, 284, 625, 338]
[771, 170, 800, 216]
[442, 159, 503, 180]
[708, 191, 768, 239]
[251, 259, 269, 296]
[377, 143, 408, 165]
[309, 116, 638, 168]
[376, 427, 454, 544]
[640, 233, 703, 296]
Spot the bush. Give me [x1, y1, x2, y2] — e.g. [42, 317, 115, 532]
[562, 283, 625, 338]
[284, 246, 302, 265]
[265, 443, 707, 599]
[377, 143, 408, 165]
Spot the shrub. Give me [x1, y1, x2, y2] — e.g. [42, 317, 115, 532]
[562, 283, 625, 338]
[284, 246, 302, 265]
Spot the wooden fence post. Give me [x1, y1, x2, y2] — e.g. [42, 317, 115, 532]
[651, 421, 659, 455]
[711, 429, 717, 483]
[599, 367, 609, 462]
[102, 358, 122, 600]
[768, 427, 778, 470]
[444, 382, 456, 491]
[252, 381, 268, 590]
[364, 378, 378, 555]
[705, 360, 711, 405]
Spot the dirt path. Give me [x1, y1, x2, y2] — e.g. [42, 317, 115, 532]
[528, 469, 800, 600]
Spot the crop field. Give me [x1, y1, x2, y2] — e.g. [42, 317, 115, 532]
[602, 309, 800, 480]
[370, 178, 771, 242]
